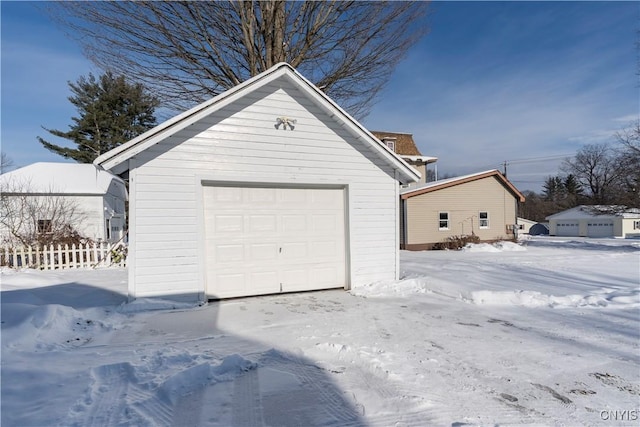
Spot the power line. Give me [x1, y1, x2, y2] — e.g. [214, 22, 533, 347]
[506, 154, 573, 164]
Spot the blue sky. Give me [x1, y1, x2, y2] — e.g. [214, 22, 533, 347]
[2, 1, 638, 192]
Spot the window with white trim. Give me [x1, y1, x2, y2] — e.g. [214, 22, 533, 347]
[439, 212, 449, 230]
[479, 211, 489, 228]
[634, 220, 640, 230]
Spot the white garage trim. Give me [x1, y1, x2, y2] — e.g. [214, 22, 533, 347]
[199, 180, 349, 299]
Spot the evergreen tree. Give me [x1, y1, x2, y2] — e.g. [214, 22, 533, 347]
[563, 174, 584, 206]
[542, 176, 564, 202]
[38, 72, 159, 163]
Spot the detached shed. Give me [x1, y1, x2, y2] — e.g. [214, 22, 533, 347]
[95, 63, 419, 301]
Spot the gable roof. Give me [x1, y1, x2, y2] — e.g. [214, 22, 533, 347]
[94, 63, 420, 184]
[0, 162, 124, 195]
[546, 205, 640, 220]
[400, 169, 526, 202]
[370, 131, 422, 156]
[370, 130, 438, 164]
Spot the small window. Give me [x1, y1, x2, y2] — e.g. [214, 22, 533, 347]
[37, 219, 52, 234]
[634, 220, 640, 230]
[479, 211, 489, 229]
[385, 140, 395, 151]
[439, 212, 449, 230]
[106, 218, 112, 240]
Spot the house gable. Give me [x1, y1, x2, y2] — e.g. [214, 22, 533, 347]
[95, 63, 419, 185]
[401, 170, 525, 202]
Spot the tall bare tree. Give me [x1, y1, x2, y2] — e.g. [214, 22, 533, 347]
[1, 153, 14, 174]
[614, 120, 640, 207]
[48, 1, 429, 118]
[561, 143, 625, 205]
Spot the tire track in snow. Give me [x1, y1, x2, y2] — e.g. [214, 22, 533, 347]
[264, 352, 363, 424]
[231, 367, 264, 426]
[66, 362, 147, 427]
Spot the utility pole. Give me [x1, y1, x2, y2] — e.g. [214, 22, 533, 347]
[503, 160, 508, 177]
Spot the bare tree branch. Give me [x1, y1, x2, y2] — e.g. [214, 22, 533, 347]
[46, 1, 429, 119]
[1, 177, 89, 247]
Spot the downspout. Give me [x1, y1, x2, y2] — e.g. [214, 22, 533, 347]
[394, 170, 400, 281]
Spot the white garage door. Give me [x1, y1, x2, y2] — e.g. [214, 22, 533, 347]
[203, 185, 346, 299]
[587, 221, 614, 238]
[556, 221, 579, 236]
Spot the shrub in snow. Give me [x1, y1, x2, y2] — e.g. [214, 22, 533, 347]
[433, 234, 480, 250]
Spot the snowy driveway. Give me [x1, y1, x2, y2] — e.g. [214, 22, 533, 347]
[2, 237, 639, 426]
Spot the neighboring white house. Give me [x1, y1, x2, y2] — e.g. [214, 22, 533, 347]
[517, 217, 538, 234]
[0, 162, 127, 243]
[94, 62, 420, 302]
[546, 205, 640, 238]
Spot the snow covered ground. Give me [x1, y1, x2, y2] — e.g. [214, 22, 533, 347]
[2, 236, 639, 426]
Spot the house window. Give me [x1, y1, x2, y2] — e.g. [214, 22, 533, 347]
[37, 219, 52, 234]
[439, 212, 449, 230]
[105, 218, 112, 240]
[381, 137, 396, 152]
[634, 220, 640, 230]
[479, 211, 489, 228]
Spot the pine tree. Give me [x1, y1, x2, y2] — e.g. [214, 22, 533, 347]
[38, 72, 159, 163]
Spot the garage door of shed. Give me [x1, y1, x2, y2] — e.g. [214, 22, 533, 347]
[203, 185, 347, 299]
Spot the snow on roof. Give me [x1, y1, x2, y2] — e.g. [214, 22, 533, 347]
[400, 169, 525, 202]
[546, 205, 640, 220]
[0, 162, 123, 195]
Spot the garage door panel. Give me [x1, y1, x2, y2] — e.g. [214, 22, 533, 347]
[250, 243, 279, 261]
[313, 215, 338, 232]
[587, 221, 613, 237]
[249, 215, 277, 232]
[282, 215, 307, 232]
[214, 215, 244, 233]
[311, 241, 340, 258]
[215, 244, 244, 262]
[281, 242, 308, 258]
[556, 221, 579, 236]
[204, 185, 346, 298]
[249, 187, 277, 204]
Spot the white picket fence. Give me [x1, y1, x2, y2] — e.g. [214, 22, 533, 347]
[0, 241, 127, 270]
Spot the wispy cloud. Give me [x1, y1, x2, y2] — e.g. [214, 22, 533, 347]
[365, 1, 637, 192]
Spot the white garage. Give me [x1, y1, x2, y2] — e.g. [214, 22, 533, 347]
[547, 205, 640, 239]
[94, 63, 419, 302]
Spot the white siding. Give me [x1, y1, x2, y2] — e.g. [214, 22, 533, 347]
[128, 78, 398, 300]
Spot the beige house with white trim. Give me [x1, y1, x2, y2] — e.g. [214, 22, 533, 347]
[400, 170, 525, 250]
